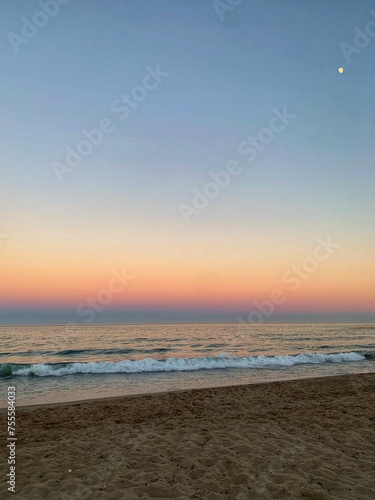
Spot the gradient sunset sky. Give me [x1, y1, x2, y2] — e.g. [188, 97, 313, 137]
[1, 0, 374, 324]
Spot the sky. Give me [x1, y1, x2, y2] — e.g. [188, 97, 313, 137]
[0, 0, 374, 324]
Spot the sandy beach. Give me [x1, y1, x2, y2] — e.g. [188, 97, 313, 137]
[2, 373, 375, 499]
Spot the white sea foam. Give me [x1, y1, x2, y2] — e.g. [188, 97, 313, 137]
[12, 351, 366, 377]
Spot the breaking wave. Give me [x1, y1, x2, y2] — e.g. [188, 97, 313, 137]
[0, 351, 372, 378]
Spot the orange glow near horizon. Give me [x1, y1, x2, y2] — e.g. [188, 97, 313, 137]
[1, 233, 374, 315]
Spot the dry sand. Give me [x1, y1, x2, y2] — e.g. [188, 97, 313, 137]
[1, 373, 375, 499]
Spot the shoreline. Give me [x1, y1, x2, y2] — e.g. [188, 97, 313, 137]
[2, 321, 374, 327]
[0, 369, 373, 411]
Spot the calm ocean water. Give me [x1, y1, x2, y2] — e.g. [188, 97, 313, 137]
[1, 323, 374, 406]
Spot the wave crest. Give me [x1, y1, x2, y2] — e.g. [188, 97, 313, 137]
[0, 351, 369, 378]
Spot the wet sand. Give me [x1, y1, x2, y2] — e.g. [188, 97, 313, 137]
[1, 373, 375, 499]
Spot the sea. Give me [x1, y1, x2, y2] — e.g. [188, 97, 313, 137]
[1, 323, 375, 407]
